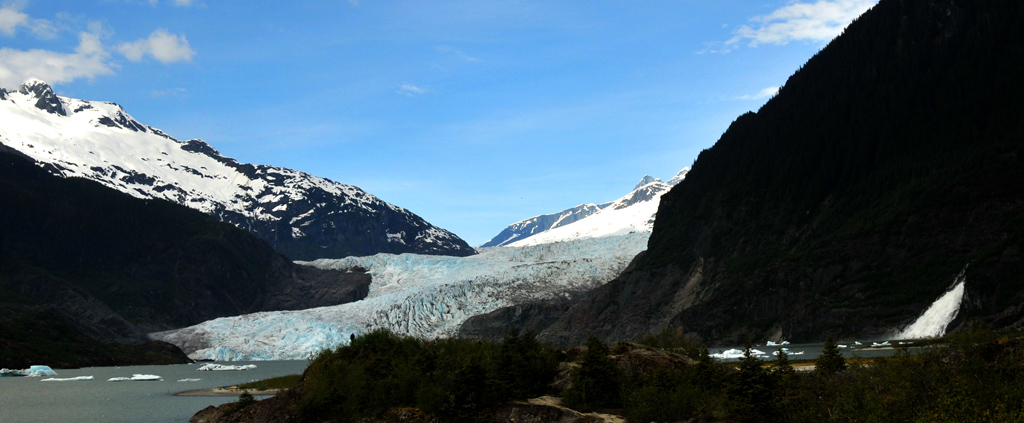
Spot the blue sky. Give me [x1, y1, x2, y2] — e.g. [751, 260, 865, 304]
[0, 0, 876, 246]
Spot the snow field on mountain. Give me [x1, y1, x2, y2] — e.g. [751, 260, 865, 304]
[0, 80, 471, 255]
[151, 233, 649, 360]
[508, 182, 668, 247]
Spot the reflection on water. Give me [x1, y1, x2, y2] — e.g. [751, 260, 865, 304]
[0, 360, 307, 423]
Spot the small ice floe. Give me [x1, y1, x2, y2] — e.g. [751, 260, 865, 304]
[196, 363, 257, 371]
[108, 374, 162, 382]
[711, 348, 770, 359]
[2, 365, 58, 377]
[41, 376, 94, 382]
[871, 341, 892, 347]
[781, 341, 790, 345]
[710, 349, 745, 359]
[766, 341, 779, 346]
[178, 378, 202, 382]
[773, 348, 805, 356]
[837, 344, 848, 348]
[854, 341, 862, 346]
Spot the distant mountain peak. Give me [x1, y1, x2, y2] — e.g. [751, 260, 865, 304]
[634, 175, 662, 190]
[15, 79, 65, 116]
[0, 82, 475, 260]
[18, 78, 51, 93]
[667, 167, 690, 186]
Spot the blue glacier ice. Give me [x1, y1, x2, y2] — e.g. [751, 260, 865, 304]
[151, 233, 649, 360]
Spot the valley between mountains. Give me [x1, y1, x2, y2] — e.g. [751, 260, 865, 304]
[2, 0, 1023, 372]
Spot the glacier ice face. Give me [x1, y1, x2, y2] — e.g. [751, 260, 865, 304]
[152, 233, 649, 361]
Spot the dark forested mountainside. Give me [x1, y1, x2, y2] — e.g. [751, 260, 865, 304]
[533, 0, 1024, 346]
[0, 147, 370, 362]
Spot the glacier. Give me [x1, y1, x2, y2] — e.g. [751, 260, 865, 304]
[894, 267, 968, 339]
[151, 233, 649, 360]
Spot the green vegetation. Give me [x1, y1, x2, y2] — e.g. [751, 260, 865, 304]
[562, 336, 622, 411]
[296, 328, 559, 423]
[235, 374, 302, 391]
[815, 336, 847, 376]
[268, 329, 1024, 423]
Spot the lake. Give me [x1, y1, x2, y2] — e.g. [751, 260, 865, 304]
[0, 360, 307, 423]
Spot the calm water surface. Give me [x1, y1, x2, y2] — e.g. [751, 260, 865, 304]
[709, 339, 920, 362]
[0, 360, 307, 423]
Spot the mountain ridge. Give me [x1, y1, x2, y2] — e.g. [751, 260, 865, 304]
[482, 169, 688, 248]
[0, 81, 474, 260]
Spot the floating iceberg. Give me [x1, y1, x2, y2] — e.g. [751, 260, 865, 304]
[837, 344, 848, 348]
[711, 348, 769, 359]
[196, 363, 257, 371]
[108, 374, 162, 382]
[766, 341, 778, 346]
[773, 349, 804, 356]
[178, 378, 203, 382]
[1, 365, 58, 377]
[41, 376, 93, 382]
[871, 341, 892, 347]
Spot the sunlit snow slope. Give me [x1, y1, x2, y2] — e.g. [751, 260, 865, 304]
[150, 233, 649, 360]
[0, 80, 473, 259]
[505, 169, 688, 247]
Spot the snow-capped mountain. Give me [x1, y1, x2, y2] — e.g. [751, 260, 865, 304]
[486, 169, 688, 248]
[0, 80, 474, 260]
[150, 233, 649, 360]
[479, 203, 608, 247]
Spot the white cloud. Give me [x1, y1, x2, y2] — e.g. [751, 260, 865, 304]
[737, 86, 780, 100]
[152, 87, 187, 97]
[0, 5, 58, 39]
[398, 84, 427, 96]
[436, 45, 480, 63]
[0, 6, 28, 36]
[0, 29, 114, 88]
[117, 29, 195, 63]
[717, 0, 877, 52]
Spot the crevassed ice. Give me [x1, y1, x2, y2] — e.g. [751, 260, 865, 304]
[151, 233, 649, 361]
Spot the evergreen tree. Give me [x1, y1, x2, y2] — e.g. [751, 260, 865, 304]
[815, 336, 847, 376]
[563, 336, 621, 411]
[773, 349, 796, 382]
[729, 344, 776, 421]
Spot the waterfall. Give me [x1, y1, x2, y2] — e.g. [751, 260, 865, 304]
[894, 267, 967, 339]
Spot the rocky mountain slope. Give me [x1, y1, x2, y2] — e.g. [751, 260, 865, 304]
[0, 147, 370, 358]
[0, 81, 474, 260]
[531, 0, 1024, 347]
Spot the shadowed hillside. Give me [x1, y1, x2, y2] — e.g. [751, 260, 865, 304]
[535, 0, 1024, 346]
[0, 147, 369, 366]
